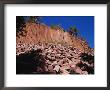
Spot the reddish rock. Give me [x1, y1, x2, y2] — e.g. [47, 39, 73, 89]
[54, 65, 60, 72]
[16, 23, 94, 74]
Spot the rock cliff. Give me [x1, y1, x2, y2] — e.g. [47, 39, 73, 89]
[16, 22, 94, 74]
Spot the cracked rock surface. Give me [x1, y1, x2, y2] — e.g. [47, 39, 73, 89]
[16, 23, 94, 75]
[16, 43, 94, 74]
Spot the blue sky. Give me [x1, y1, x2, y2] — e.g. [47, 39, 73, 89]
[40, 16, 94, 48]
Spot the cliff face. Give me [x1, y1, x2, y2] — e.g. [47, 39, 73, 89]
[17, 23, 92, 54]
[16, 23, 94, 74]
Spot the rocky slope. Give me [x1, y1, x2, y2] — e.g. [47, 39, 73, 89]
[16, 22, 94, 74]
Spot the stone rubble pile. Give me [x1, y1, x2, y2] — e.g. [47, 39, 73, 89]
[16, 42, 94, 74]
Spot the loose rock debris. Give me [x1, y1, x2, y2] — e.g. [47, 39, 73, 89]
[16, 42, 94, 74]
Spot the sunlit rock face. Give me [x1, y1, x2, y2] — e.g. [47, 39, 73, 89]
[16, 23, 94, 74]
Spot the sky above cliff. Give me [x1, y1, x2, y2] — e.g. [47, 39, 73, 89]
[40, 16, 94, 48]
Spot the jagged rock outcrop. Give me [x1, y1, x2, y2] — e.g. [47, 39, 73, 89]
[17, 23, 92, 53]
[16, 23, 94, 74]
